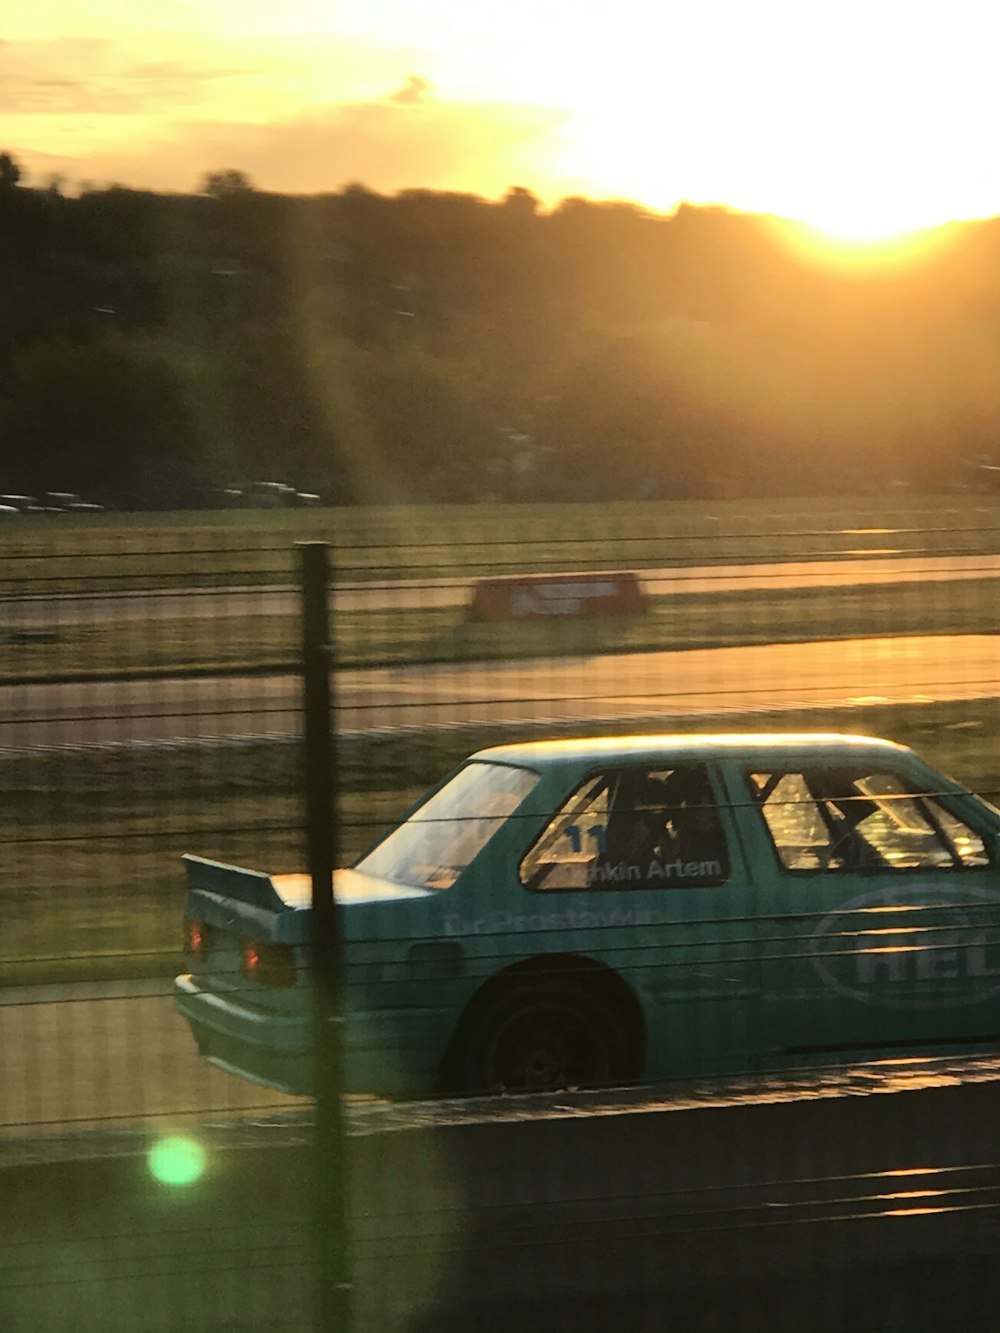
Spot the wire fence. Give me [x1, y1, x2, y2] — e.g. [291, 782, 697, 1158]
[4, 502, 1000, 1331]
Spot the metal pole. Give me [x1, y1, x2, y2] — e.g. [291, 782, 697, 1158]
[299, 541, 351, 1332]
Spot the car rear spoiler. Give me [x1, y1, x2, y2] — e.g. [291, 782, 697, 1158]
[182, 853, 285, 913]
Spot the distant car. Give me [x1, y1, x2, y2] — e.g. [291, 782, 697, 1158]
[175, 733, 1000, 1099]
[40, 492, 105, 512]
[227, 480, 321, 508]
[0, 491, 104, 513]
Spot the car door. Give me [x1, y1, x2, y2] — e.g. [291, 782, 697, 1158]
[518, 760, 762, 1079]
[726, 754, 1000, 1067]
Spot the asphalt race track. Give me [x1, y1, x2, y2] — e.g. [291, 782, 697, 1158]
[0, 979, 301, 1135]
[2, 633, 999, 747]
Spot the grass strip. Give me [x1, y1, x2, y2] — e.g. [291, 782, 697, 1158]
[3, 494, 1000, 593]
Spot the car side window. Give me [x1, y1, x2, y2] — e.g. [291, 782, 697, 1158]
[748, 767, 988, 873]
[521, 764, 730, 891]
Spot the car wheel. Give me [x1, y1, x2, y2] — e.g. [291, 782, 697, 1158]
[454, 977, 633, 1095]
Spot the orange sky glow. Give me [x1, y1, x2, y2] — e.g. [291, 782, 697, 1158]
[5, 0, 999, 250]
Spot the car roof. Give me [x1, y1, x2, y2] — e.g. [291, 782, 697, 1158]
[473, 732, 912, 770]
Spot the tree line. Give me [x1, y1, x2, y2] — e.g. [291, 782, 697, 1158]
[2, 155, 999, 508]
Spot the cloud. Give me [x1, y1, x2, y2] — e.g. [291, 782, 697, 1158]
[13, 82, 579, 199]
[390, 75, 430, 106]
[0, 38, 264, 115]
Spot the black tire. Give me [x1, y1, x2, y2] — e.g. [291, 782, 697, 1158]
[452, 977, 634, 1095]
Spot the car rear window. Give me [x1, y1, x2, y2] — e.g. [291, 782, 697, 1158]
[356, 761, 539, 890]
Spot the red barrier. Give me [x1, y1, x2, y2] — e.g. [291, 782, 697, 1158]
[469, 570, 648, 621]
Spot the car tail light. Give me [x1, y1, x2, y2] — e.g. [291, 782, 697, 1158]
[241, 938, 296, 988]
[186, 919, 208, 961]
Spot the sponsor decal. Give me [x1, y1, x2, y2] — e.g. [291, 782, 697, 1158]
[443, 905, 661, 936]
[587, 857, 723, 885]
[511, 581, 619, 617]
[811, 884, 1000, 1009]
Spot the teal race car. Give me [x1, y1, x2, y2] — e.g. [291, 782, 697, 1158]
[175, 732, 1000, 1098]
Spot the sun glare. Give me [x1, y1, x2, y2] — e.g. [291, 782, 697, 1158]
[781, 187, 954, 247]
[802, 212, 922, 246]
[771, 211, 953, 269]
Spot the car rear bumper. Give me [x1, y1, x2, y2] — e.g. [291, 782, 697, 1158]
[175, 973, 446, 1098]
[176, 973, 313, 1093]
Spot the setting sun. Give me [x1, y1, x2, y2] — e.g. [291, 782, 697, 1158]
[765, 206, 962, 270]
[792, 205, 937, 246]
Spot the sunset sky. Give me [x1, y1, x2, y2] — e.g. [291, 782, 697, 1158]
[5, 0, 998, 240]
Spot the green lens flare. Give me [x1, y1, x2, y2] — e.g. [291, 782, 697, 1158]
[148, 1136, 206, 1186]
